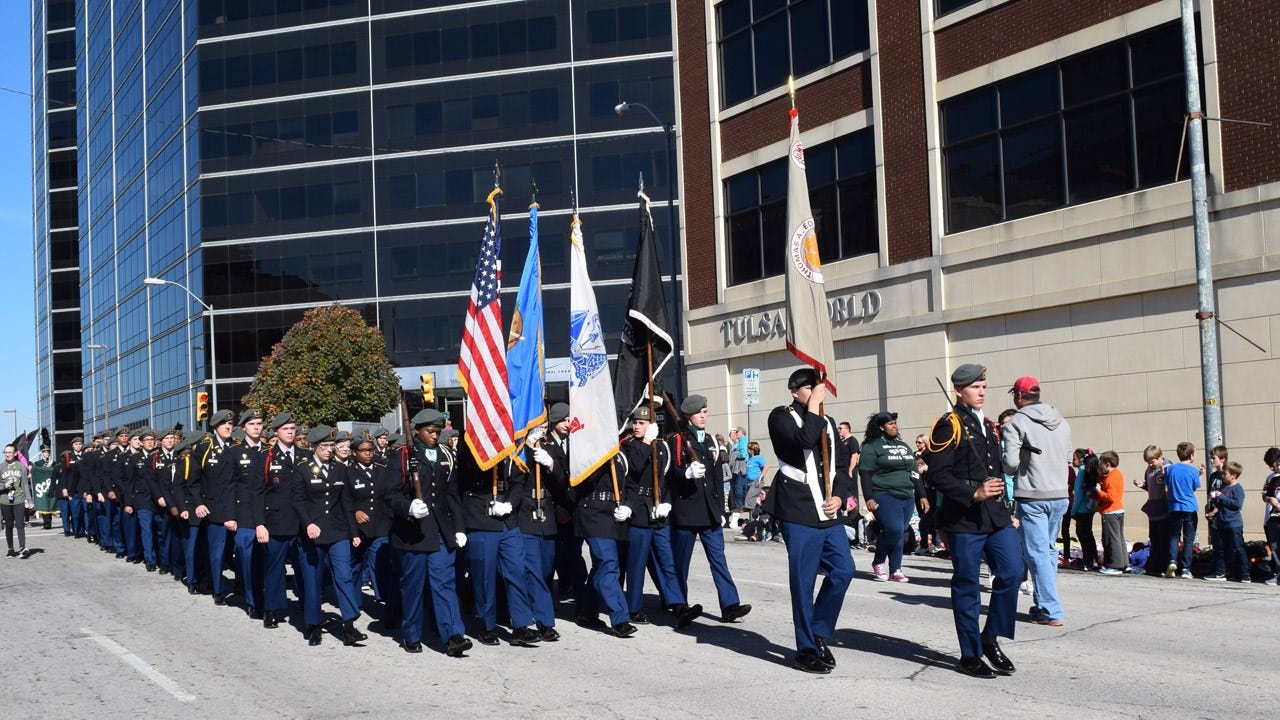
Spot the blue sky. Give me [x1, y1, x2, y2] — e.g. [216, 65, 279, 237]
[0, 3, 37, 442]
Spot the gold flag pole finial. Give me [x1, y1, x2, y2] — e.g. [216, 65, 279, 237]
[787, 76, 796, 109]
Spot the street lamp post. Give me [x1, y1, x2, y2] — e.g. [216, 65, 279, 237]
[144, 277, 218, 413]
[615, 100, 685, 400]
[86, 343, 108, 431]
[2, 409, 15, 438]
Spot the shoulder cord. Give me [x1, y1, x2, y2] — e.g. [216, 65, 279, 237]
[924, 413, 964, 454]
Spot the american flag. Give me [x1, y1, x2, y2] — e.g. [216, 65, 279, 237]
[458, 186, 516, 470]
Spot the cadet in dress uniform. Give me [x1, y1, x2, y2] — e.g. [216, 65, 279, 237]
[224, 410, 268, 619]
[346, 431, 396, 622]
[667, 395, 751, 623]
[83, 434, 105, 544]
[252, 413, 307, 629]
[765, 368, 856, 674]
[574, 449, 638, 638]
[194, 410, 237, 605]
[128, 430, 158, 569]
[621, 406, 703, 628]
[162, 430, 191, 583]
[293, 425, 367, 647]
[922, 364, 1024, 679]
[117, 430, 144, 563]
[382, 409, 471, 657]
[56, 436, 84, 537]
[455, 437, 542, 648]
[171, 432, 206, 593]
[517, 422, 561, 641]
[544, 404, 587, 613]
[106, 427, 132, 557]
[373, 428, 390, 464]
[139, 429, 179, 574]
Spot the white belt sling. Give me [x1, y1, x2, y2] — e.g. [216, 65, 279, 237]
[779, 408, 836, 519]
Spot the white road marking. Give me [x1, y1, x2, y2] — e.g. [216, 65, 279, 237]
[81, 627, 196, 702]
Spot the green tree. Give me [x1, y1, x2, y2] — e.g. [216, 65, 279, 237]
[243, 305, 401, 427]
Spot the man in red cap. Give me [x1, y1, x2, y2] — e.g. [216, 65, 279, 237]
[1002, 376, 1071, 626]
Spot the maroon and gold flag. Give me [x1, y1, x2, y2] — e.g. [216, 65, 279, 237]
[783, 106, 838, 396]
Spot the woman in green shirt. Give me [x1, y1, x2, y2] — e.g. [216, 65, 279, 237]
[858, 412, 921, 582]
[1, 444, 33, 558]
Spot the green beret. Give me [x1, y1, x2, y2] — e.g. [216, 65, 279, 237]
[269, 412, 294, 430]
[680, 395, 707, 415]
[306, 425, 336, 444]
[950, 364, 987, 388]
[411, 409, 445, 428]
[548, 403, 569, 424]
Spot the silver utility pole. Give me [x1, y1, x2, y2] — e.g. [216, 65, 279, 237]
[1179, 0, 1224, 452]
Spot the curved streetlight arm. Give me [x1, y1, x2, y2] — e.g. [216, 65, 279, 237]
[615, 101, 672, 132]
[144, 277, 211, 312]
[143, 276, 218, 414]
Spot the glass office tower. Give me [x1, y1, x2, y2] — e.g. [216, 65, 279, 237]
[33, 0, 678, 443]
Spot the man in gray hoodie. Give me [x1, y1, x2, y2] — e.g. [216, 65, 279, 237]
[1002, 376, 1071, 626]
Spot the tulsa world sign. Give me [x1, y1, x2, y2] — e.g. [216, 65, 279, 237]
[719, 290, 883, 346]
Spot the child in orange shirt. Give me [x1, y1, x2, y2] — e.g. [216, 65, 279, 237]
[1091, 451, 1127, 574]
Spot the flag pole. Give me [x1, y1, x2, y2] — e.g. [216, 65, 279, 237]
[647, 330, 660, 504]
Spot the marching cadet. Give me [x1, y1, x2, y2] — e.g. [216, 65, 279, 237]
[294, 426, 366, 647]
[765, 368, 856, 674]
[621, 406, 702, 629]
[118, 430, 144, 564]
[573, 448, 637, 638]
[195, 410, 236, 605]
[544, 404, 587, 615]
[140, 428, 179, 575]
[922, 364, 1024, 679]
[382, 409, 471, 657]
[95, 433, 114, 550]
[172, 432, 206, 594]
[253, 413, 307, 630]
[333, 431, 352, 466]
[106, 427, 132, 558]
[455, 436, 542, 648]
[517, 421, 561, 641]
[82, 433, 105, 544]
[163, 430, 191, 584]
[130, 430, 159, 570]
[667, 395, 751, 623]
[55, 435, 84, 537]
[373, 428, 389, 463]
[224, 409, 268, 619]
[346, 431, 396, 622]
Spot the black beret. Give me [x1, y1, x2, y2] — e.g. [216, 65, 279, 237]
[411, 409, 446, 428]
[950, 364, 987, 388]
[548, 403, 569, 424]
[208, 410, 234, 427]
[269, 412, 294, 430]
[307, 425, 336, 444]
[787, 368, 819, 390]
[239, 409, 263, 425]
[680, 395, 707, 415]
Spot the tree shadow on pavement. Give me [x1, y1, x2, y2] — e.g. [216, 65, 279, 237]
[830, 627, 954, 670]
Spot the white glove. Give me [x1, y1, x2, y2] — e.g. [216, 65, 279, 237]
[533, 447, 554, 469]
[454, 532, 468, 548]
[643, 424, 659, 443]
[613, 505, 633, 522]
[655, 502, 671, 518]
[489, 501, 513, 517]
[409, 499, 430, 518]
[527, 427, 545, 445]
[685, 461, 706, 479]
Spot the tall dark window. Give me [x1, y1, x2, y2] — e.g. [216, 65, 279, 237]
[941, 22, 1192, 234]
[718, 0, 869, 108]
[725, 128, 876, 286]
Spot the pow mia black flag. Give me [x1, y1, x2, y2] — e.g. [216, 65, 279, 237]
[612, 187, 673, 431]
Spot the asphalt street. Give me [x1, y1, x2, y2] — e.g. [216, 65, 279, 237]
[3, 526, 1270, 720]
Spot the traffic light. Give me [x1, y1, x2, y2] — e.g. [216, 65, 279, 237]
[196, 392, 210, 424]
[420, 372, 435, 404]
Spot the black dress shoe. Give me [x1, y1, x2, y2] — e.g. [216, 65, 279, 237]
[477, 629, 501, 646]
[611, 622, 637, 638]
[794, 650, 832, 674]
[956, 656, 996, 679]
[575, 614, 606, 630]
[263, 611, 279, 629]
[145, 563, 157, 572]
[213, 592, 228, 606]
[510, 627, 542, 647]
[187, 585, 199, 595]
[629, 611, 650, 625]
[115, 552, 126, 559]
[342, 620, 367, 646]
[673, 603, 703, 629]
[981, 637, 1015, 675]
[537, 625, 560, 642]
[248, 607, 264, 620]
[402, 640, 423, 654]
[720, 603, 752, 622]
[306, 625, 323, 646]
[446, 634, 473, 657]
[815, 637, 836, 668]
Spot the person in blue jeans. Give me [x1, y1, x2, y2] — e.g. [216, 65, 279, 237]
[1001, 376, 1072, 626]
[1210, 462, 1248, 582]
[1164, 442, 1202, 578]
[858, 411, 921, 583]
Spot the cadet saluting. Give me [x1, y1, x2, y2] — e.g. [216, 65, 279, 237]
[922, 364, 1024, 679]
[765, 368, 855, 674]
